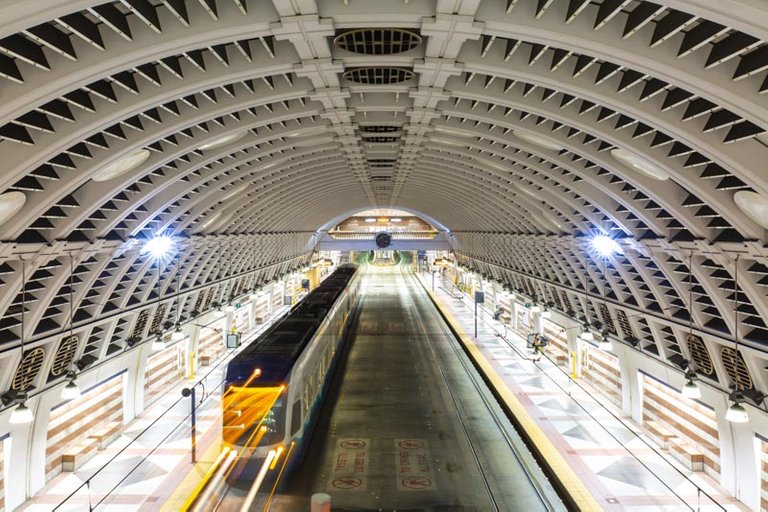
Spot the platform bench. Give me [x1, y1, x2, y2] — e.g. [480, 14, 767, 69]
[199, 354, 211, 367]
[61, 441, 98, 472]
[645, 420, 676, 450]
[88, 421, 122, 450]
[669, 437, 704, 471]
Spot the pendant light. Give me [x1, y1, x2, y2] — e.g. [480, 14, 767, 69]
[726, 255, 748, 423]
[681, 251, 701, 400]
[12, 259, 34, 424]
[61, 256, 81, 400]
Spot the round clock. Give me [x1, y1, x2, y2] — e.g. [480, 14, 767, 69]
[375, 232, 392, 248]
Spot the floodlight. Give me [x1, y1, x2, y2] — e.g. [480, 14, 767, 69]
[143, 235, 174, 259]
[591, 234, 622, 257]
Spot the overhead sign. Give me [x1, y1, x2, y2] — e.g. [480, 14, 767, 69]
[475, 291, 485, 304]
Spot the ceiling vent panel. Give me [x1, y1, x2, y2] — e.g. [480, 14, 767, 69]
[343, 67, 415, 84]
[334, 28, 422, 55]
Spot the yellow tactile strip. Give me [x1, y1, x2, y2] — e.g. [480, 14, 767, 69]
[423, 284, 604, 512]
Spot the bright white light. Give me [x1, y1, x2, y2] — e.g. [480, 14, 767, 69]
[734, 190, 768, 229]
[364, 218, 376, 223]
[9, 402, 34, 424]
[171, 328, 185, 341]
[530, 303, 542, 313]
[92, 149, 151, 182]
[542, 308, 552, 319]
[199, 131, 248, 151]
[513, 130, 564, 151]
[143, 235, 174, 259]
[611, 148, 670, 181]
[225, 305, 236, 313]
[391, 218, 402, 222]
[61, 380, 81, 400]
[725, 402, 749, 423]
[591, 234, 622, 257]
[0, 191, 26, 227]
[240, 449, 277, 512]
[579, 328, 594, 341]
[151, 337, 166, 351]
[682, 380, 701, 399]
[598, 336, 612, 349]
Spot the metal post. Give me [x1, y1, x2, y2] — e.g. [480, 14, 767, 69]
[474, 301, 478, 339]
[182, 387, 196, 463]
[432, 270, 435, 291]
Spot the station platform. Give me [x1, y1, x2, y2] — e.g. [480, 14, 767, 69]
[415, 271, 748, 512]
[19, 306, 291, 512]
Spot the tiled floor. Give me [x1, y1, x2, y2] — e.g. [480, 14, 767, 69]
[22, 308, 289, 512]
[418, 272, 749, 512]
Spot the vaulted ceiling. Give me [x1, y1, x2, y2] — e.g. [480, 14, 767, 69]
[0, 0, 767, 406]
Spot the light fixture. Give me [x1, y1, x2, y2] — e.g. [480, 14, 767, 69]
[9, 401, 34, 425]
[364, 218, 376, 223]
[286, 126, 327, 137]
[579, 326, 594, 341]
[143, 235, 174, 260]
[591, 234, 623, 257]
[92, 148, 151, 182]
[391, 218, 402, 223]
[171, 326, 185, 341]
[682, 379, 701, 400]
[432, 126, 474, 138]
[0, 191, 26, 227]
[598, 330, 612, 349]
[733, 190, 768, 229]
[513, 130, 564, 151]
[542, 307, 552, 319]
[61, 376, 81, 400]
[198, 130, 248, 150]
[250, 291, 260, 301]
[610, 148, 670, 181]
[225, 304, 236, 313]
[151, 335, 166, 351]
[530, 303, 542, 313]
[726, 400, 749, 423]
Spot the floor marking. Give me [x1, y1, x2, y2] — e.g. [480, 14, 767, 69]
[328, 438, 369, 491]
[395, 438, 436, 491]
[401, 476, 432, 490]
[332, 477, 363, 490]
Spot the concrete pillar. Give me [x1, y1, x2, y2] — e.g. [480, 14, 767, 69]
[714, 397, 762, 508]
[127, 344, 150, 420]
[223, 310, 235, 343]
[6, 417, 32, 508]
[25, 393, 52, 498]
[186, 324, 201, 379]
[614, 344, 642, 421]
[510, 300, 519, 331]
[565, 326, 582, 379]
[249, 294, 259, 329]
[532, 311, 543, 334]
[266, 284, 275, 316]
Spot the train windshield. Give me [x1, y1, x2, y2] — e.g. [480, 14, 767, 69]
[222, 386, 285, 448]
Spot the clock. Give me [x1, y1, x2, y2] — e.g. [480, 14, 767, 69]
[375, 232, 392, 248]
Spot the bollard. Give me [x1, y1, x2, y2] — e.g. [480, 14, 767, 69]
[310, 493, 331, 512]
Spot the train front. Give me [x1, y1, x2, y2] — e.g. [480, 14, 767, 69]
[222, 352, 292, 462]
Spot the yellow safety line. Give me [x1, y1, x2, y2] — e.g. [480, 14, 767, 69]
[160, 440, 224, 511]
[425, 285, 604, 512]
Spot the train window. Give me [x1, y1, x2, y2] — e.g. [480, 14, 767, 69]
[290, 400, 302, 435]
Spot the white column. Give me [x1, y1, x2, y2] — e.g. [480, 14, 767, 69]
[614, 344, 642, 420]
[126, 344, 150, 420]
[185, 324, 200, 379]
[565, 325, 583, 378]
[510, 300, 519, 331]
[4, 417, 31, 508]
[23, 394, 51, 498]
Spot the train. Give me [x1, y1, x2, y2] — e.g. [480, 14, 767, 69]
[222, 263, 361, 480]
